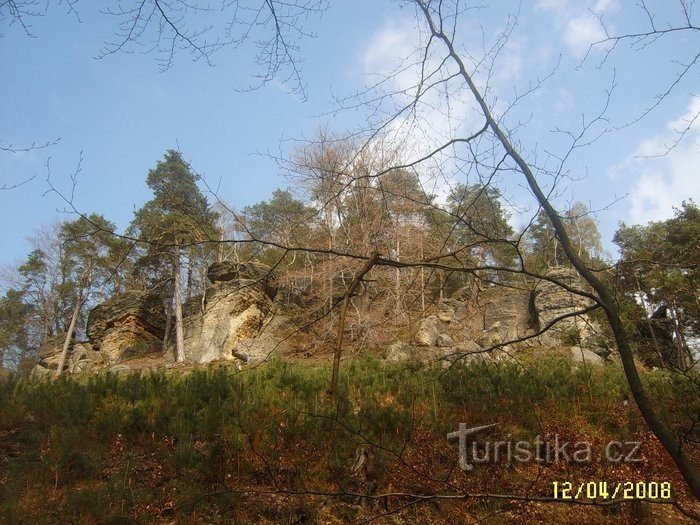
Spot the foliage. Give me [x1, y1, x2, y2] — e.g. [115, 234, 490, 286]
[0, 215, 123, 371]
[0, 356, 696, 522]
[614, 201, 700, 367]
[129, 150, 220, 291]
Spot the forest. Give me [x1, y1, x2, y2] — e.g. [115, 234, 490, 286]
[0, 148, 698, 376]
[1, 0, 699, 523]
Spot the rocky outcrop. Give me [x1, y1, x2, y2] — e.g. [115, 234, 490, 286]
[32, 333, 104, 376]
[175, 262, 287, 364]
[87, 291, 166, 364]
[532, 268, 602, 349]
[570, 346, 605, 366]
[415, 316, 442, 346]
[36, 332, 72, 371]
[68, 343, 105, 374]
[399, 269, 610, 365]
[207, 261, 277, 300]
[479, 286, 532, 344]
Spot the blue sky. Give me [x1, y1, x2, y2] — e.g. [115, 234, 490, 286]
[1, 0, 698, 273]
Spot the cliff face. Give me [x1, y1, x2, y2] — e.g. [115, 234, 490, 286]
[86, 290, 166, 364]
[174, 261, 280, 364]
[39, 264, 610, 375]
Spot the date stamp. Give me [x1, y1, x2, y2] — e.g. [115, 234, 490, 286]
[552, 481, 672, 500]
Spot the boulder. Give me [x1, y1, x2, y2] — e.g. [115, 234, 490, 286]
[30, 364, 54, 379]
[442, 341, 489, 367]
[68, 343, 105, 374]
[415, 316, 441, 346]
[229, 313, 296, 365]
[384, 341, 411, 362]
[533, 268, 600, 348]
[87, 291, 166, 364]
[109, 364, 132, 375]
[207, 261, 277, 299]
[436, 334, 454, 347]
[37, 332, 72, 370]
[570, 346, 605, 366]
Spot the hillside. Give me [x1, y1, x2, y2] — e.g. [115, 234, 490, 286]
[2, 260, 699, 523]
[2, 355, 699, 524]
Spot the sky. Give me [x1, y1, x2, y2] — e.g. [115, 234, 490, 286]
[1, 0, 699, 274]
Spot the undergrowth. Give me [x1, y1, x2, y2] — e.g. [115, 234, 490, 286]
[0, 355, 697, 524]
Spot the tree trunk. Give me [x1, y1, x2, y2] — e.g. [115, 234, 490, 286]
[173, 252, 186, 363]
[186, 256, 193, 301]
[328, 252, 379, 395]
[56, 288, 83, 377]
[162, 297, 173, 354]
[395, 237, 401, 324]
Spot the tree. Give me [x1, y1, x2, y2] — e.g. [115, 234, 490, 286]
[374, 0, 699, 499]
[54, 214, 125, 376]
[0, 288, 31, 370]
[528, 203, 603, 270]
[241, 188, 313, 265]
[7, 0, 699, 504]
[614, 200, 700, 369]
[0, 1, 327, 95]
[130, 150, 219, 362]
[446, 182, 516, 283]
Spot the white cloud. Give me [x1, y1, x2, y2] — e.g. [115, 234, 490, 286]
[361, 15, 523, 158]
[361, 17, 480, 168]
[564, 16, 606, 55]
[536, 0, 617, 56]
[619, 98, 700, 224]
[363, 19, 416, 73]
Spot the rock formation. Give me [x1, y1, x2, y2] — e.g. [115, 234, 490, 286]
[86, 290, 166, 364]
[174, 261, 291, 364]
[32, 333, 104, 376]
[400, 268, 611, 366]
[532, 267, 605, 352]
[479, 286, 533, 344]
[39, 263, 612, 376]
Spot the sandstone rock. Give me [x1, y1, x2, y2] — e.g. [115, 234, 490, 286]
[590, 346, 612, 360]
[450, 285, 476, 303]
[87, 291, 165, 364]
[533, 268, 600, 348]
[442, 341, 489, 366]
[231, 312, 298, 366]
[476, 330, 502, 349]
[30, 364, 54, 379]
[415, 316, 441, 346]
[438, 299, 467, 324]
[68, 343, 104, 374]
[436, 334, 454, 347]
[109, 364, 132, 374]
[37, 332, 72, 370]
[570, 346, 605, 366]
[207, 261, 277, 299]
[480, 287, 532, 342]
[178, 274, 276, 363]
[384, 341, 410, 362]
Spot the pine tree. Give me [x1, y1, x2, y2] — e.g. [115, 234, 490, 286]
[130, 150, 219, 362]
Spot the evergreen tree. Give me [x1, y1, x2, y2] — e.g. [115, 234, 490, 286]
[0, 289, 31, 370]
[614, 200, 699, 368]
[130, 150, 219, 362]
